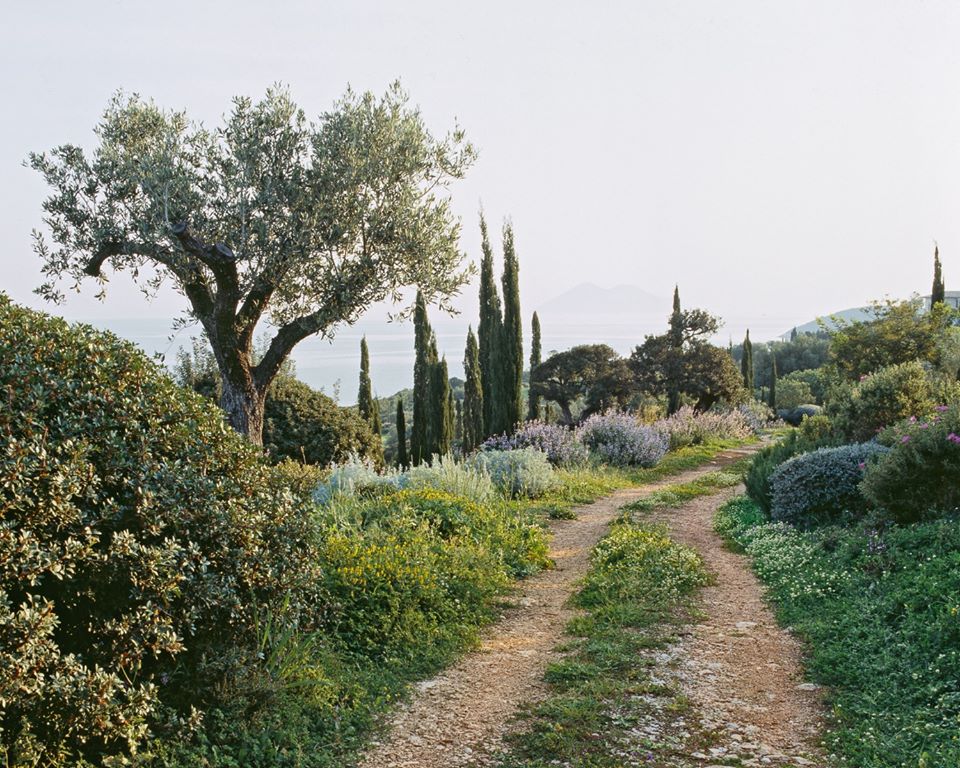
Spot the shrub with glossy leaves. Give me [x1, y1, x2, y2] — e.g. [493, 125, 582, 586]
[769, 443, 889, 525]
[481, 421, 589, 467]
[263, 375, 382, 467]
[472, 448, 557, 498]
[0, 296, 324, 765]
[577, 412, 668, 467]
[861, 404, 960, 523]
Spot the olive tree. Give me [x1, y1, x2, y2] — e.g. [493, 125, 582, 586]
[29, 84, 475, 443]
[530, 344, 632, 425]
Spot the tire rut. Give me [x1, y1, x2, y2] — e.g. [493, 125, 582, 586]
[358, 449, 756, 768]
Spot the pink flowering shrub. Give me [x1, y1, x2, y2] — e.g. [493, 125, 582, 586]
[862, 403, 960, 522]
[481, 421, 589, 467]
[577, 412, 668, 467]
[654, 406, 754, 450]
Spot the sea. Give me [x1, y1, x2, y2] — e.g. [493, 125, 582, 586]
[84, 312, 800, 405]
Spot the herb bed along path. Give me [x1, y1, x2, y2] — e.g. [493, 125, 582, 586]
[357, 449, 756, 768]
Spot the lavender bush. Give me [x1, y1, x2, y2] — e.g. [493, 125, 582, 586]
[654, 406, 754, 450]
[481, 420, 589, 467]
[577, 412, 669, 467]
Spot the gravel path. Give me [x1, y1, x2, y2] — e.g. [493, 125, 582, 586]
[648, 487, 827, 767]
[358, 452, 755, 768]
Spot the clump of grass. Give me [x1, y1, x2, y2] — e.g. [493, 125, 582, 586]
[621, 470, 743, 514]
[495, 520, 709, 766]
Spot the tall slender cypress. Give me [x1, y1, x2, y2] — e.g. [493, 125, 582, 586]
[932, 245, 945, 306]
[395, 397, 408, 469]
[500, 222, 523, 432]
[425, 333, 441, 459]
[527, 311, 542, 421]
[358, 336, 374, 422]
[667, 286, 683, 414]
[430, 354, 453, 457]
[741, 329, 754, 393]
[411, 291, 432, 466]
[478, 213, 503, 437]
[444, 378, 456, 455]
[768, 354, 777, 409]
[455, 398, 463, 445]
[463, 326, 484, 454]
[669, 285, 683, 348]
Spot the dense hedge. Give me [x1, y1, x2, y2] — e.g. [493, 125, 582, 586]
[0, 297, 324, 766]
[263, 375, 382, 466]
[769, 442, 888, 526]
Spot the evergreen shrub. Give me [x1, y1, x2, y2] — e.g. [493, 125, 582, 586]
[0, 297, 324, 766]
[769, 443, 889, 526]
[827, 361, 935, 442]
[861, 404, 960, 523]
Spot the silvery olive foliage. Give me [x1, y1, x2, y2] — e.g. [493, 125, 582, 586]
[0, 297, 325, 765]
[29, 83, 476, 442]
[471, 449, 557, 499]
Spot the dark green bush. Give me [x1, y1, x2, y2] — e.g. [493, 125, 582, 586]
[263, 376, 382, 467]
[174, 338, 381, 467]
[827, 361, 935, 442]
[744, 417, 835, 513]
[0, 297, 324, 766]
[861, 404, 960, 523]
[769, 443, 889, 526]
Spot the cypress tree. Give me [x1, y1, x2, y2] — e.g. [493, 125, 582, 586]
[430, 354, 453, 458]
[790, 327, 798, 342]
[669, 285, 683, 348]
[932, 245, 945, 306]
[500, 221, 523, 432]
[395, 397, 408, 469]
[527, 311, 542, 421]
[370, 397, 382, 437]
[667, 286, 683, 414]
[411, 291, 432, 465]
[768, 354, 777, 409]
[462, 326, 484, 454]
[455, 398, 463, 445]
[425, 333, 441, 459]
[358, 336, 374, 422]
[445, 380, 456, 454]
[741, 329, 754, 393]
[478, 213, 503, 437]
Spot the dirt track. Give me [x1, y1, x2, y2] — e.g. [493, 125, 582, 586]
[359, 450, 759, 768]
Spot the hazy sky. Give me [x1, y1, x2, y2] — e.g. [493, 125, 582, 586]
[3, 0, 960, 341]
